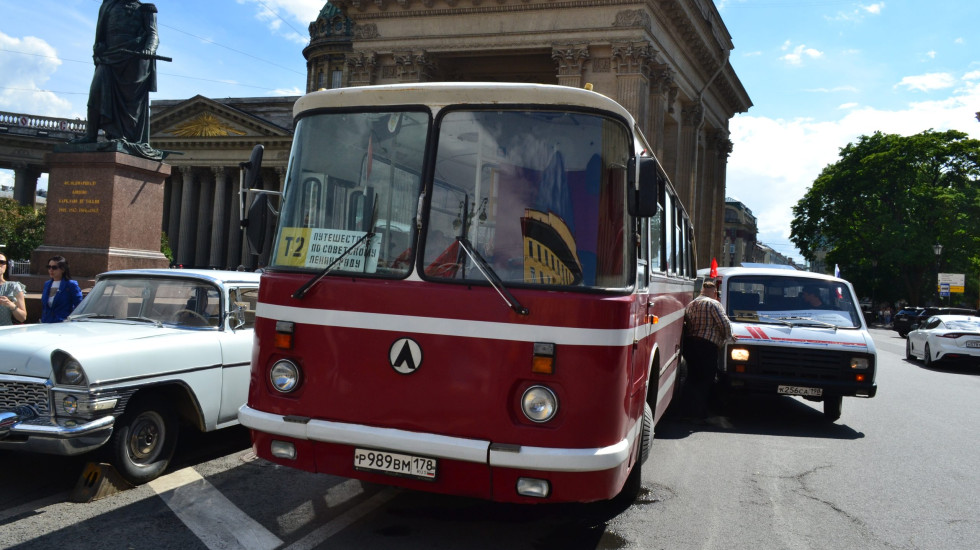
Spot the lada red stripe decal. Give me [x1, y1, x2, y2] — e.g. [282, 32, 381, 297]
[735, 328, 868, 348]
[745, 326, 769, 340]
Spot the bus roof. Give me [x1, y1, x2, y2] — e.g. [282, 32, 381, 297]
[294, 82, 636, 124]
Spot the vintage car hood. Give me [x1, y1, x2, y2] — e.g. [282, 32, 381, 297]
[732, 322, 874, 353]
[0, 321, 221, 381]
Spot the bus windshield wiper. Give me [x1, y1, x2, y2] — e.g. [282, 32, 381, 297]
[293, 197, 379, 300]
[455, 237, 529, 316]
[291, 230, 376, 300]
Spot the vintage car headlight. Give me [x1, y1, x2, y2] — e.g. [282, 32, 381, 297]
[850, 357, 870, 370]
[270, 359, 301, 393]
[521, 385, 558, 423]
[63, 395, 78, 415]
[53, 352, 88, 386]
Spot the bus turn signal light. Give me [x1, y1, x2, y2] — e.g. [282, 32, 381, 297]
[532, 343, 555, 374]
[275, 321, 294, 349]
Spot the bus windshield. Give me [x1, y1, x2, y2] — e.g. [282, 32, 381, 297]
[272, 107, 631, 290]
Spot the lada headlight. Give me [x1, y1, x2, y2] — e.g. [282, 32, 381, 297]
[730, 348, 750, 362]
[270, 359, 301, 393]
[850, 357, 869, 369]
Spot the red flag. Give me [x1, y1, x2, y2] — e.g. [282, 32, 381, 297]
[709, 257, 718, 278]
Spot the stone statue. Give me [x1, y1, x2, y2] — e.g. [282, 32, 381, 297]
[70, 0, 168, 160]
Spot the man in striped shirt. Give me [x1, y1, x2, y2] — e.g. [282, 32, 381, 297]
[682, 280, 733, 420]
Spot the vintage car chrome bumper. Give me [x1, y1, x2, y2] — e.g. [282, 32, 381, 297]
[0, 406, 115, 455]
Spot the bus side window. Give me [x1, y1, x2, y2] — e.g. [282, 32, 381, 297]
[649, 206, 662, 272]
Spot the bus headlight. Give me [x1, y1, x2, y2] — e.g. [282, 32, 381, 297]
[521, 385, 558, 423]
[270, 360, 301, 393]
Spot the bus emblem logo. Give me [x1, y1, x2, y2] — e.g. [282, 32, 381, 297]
[389, 338, 423, 375]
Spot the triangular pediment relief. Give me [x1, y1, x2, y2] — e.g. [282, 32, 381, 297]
[151, 95, 293, 139]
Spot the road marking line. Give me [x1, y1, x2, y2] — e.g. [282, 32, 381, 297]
[149, 467, 283, 550]
[282, 487, 400, 550]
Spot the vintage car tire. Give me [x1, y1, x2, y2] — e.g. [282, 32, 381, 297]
[823, 395, 843, 422]
[109, 398, 179, 485]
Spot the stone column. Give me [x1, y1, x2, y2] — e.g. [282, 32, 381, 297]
[394, 51, 436, 83]
[346, 51, 377, 87]
[176, 166, 199, 267]
[647, 67, 675, 159]
[12, 162, 41, 206]
[166, 175, 182, 261]
[612, 42, 654, 136]
[210, 167, 230, 269]
[710, 135, 733, 266]
[677, 101, 703, 221]
[552, 45, 590, 89]
[226, 179, 243, 270]
[195, 169, 215, 267]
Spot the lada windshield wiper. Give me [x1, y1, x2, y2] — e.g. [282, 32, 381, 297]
[783, 317, 840, 330]
[455, 237, 529, 316]
[754, 314, 793, 327]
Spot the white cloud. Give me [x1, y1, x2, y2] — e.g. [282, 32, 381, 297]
[238, 0, 322, 42]
[895, 72, 957, 92]
[862, 3, 885, 15]
[838, 102, 859, 110]
[0, 31, 74, 116]
[726, 78, 980, 260]
[780, 43, 824, 66]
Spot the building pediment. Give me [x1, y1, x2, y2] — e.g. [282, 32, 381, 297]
[151, 95, 294, 140]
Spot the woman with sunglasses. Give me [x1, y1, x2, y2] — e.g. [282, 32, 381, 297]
[41, 256, 83, 323]
[0, 253, 27, 325]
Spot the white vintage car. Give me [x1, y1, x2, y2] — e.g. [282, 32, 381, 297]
[702, 266, 878, 422]
[0, 269, 260, 484]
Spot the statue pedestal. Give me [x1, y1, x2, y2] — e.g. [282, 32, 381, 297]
[29, 151, 171, 288]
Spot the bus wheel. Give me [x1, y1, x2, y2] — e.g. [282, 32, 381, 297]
[639, 403, 653, 466]
[823, 395, 843, 422]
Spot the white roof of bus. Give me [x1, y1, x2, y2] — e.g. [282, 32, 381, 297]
[294, 82, 636, 124]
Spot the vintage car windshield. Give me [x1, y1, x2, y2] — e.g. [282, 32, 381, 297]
[72, 277, 222, 329]
[726, 276, 862, 329]
[271, 110, 429, 277]
[422, 109, 630, 289]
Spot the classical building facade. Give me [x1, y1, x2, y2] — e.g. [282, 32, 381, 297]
[722, 196, 757, 267]
[4, 1, 750, 272]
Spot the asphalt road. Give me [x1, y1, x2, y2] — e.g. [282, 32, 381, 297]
[2, 328, 977, 549]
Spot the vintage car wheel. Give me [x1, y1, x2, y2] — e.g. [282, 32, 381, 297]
[110, 398, 178, 485]
[823, 395, 843, 422]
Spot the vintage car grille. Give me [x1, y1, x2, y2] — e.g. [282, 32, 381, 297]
[751, 347, 854, 381]
[0, 381, 51, 414]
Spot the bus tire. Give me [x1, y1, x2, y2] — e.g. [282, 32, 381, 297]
[639, 402, 653, 466]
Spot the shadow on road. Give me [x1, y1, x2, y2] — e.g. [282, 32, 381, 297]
[657, 394, 865, 441]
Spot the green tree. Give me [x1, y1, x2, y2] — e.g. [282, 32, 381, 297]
[791, 129, 980, 307]
[0, 198, 46, 260]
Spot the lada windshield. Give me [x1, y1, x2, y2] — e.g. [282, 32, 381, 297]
[72, 277, 222, 329]
[726, 276, 862, 329]
[271, 107, 631, 289]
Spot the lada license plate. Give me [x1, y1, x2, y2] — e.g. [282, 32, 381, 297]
[966, 340, 980, 348]
[354, 448, 437, 481]
[777, 385, 823, 397]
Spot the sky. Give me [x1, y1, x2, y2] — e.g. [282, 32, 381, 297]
[2, 0, 979, 264]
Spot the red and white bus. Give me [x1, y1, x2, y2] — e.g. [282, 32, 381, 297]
[238, 82, 698, 504]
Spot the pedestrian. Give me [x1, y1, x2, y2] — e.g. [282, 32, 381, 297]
[41, 256, 83, 323]
[682, 280, 733, 422]
[0, 253, 27, 325]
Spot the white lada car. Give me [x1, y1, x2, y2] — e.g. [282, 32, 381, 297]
[704, 266, 877, 422]
[0, 269, 260, 484]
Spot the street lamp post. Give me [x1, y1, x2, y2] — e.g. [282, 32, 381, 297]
[933, 243, 943, 305]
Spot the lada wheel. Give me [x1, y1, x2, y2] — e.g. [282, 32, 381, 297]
[823, 395, 843, 422]
[109, 397, 178, 485]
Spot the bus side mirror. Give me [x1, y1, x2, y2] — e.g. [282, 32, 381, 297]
[245, 194, 269, 255]
[628, 156, 661, 218]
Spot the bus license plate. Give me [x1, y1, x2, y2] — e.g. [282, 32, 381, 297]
[353, 448, 437, 481]
[777, 385, 823, 397]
